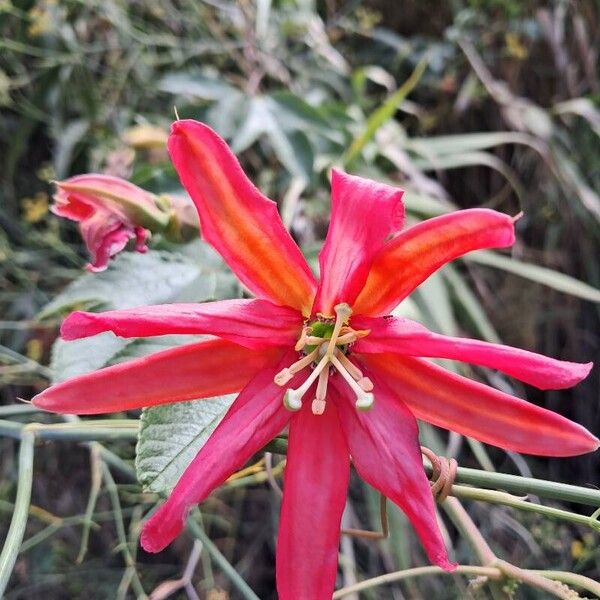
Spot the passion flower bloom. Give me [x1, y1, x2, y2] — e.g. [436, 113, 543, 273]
[52, 175, 174, 272]
[34, 121, 597, 599]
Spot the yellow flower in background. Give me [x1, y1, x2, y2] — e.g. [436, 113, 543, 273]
[122, 125, 169, 150]
[21, 192, 49, 223]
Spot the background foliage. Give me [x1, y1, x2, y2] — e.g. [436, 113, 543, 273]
[1, 0, 599, 598]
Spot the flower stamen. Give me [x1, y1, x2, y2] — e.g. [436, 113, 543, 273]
[294, 326, 312, 351]
[312, 367, 329, 415]
[274, 347, 319, 386]
[326, 303, 352, 357]
[283, 353, 330, 411]
[330, 353, 374, 411]
[278, 302, 375, 414]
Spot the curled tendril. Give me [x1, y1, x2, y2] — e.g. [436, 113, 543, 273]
[421, 446, 458, 503]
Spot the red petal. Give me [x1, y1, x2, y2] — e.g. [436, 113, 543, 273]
[168, 120, 316, 315]
[32, 339, 280, 414]
[141, 352, 301, 552]
[313, 170, 404, 316]
[359, 353, 600, 456]
[276, 401, 350, 600]
[80, 215, 135, 272]
[353, 209, 515, 316]
[53, 174, 161, 221]
[61, 299, 302, 350]
[353, 316, 593, 390]
[332, 382, 454, 571]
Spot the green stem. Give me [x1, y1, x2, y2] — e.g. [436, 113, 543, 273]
[187, 514, 260, 600]
[444, 464, 600, 506]
[332, 564, 600, 599]
[0, 404, 41, 417]
[0, 419, 139, 441]
[332, 565, 502, 598]
[0, 431, 35, 597]
[266, 436, 600, 506]
[102, 464, 147, 599]
[530, 569, 600, 597]
[453, 484, 600, 532]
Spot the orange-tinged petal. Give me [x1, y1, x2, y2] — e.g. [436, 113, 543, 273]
[359, 353, 599, 457]
[353, 209, 515, 316]
[312, 169, 404, 316]
[353, 315, 593, 390]
[168, 120, 316, 315]
[32, 339, 281, 414]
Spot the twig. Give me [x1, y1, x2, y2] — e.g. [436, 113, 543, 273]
[0, 431, 35, 597]
[187, 513, 260, 600]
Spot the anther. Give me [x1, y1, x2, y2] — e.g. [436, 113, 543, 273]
[330, 353, 375, 411]
[326, 303, 352, 356]
[312, 367, 329, 415]
[355, 392, 375, 411]
[334, 350, 363, 380]
[294, 326, 311, 351]
[335, 332, 357, 345]
[283, 354, 329, 411]
[358, 377, 374, 392]
[274, 347, 319, 387]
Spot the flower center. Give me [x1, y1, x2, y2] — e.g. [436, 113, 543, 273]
[273, 303, 373, 415]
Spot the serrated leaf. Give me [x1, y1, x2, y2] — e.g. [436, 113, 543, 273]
[50, 334, 127, 383]
[136, 395, 235, 494]
[38, 251, 204, 320]
[108, 335, 202, 365]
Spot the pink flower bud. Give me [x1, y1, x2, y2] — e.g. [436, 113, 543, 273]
[52, 174, 171, 272]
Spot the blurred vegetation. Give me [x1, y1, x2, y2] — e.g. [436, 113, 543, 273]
[1, 0, 599, 598]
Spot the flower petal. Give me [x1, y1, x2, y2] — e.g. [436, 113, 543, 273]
[332, 382, 454, 571]
[141, 351, 301, 552]
[276, 401, 350, 600]
[61, 299, 303, 350]
[168, 120, 316, 315]
[80, 214, 138, 272]
[32, 339, 280, 414]
[353, 316, 593, 390]
[359, 353, 599, 456]
[53, 174, 167, 226]
[313, 170, 404, 316]
[353, 209, 515, 316]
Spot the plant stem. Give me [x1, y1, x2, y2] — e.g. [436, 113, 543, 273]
[453, 484, 600, 532]
[332, 565, 502, 598]
[0, 419, 139, 441]
[266, 436, 600, 506]
[332, 563, 600, 599]
[445, 464, 600, 506]
[187, 514, 260, 600]
[0, 431, 35, 597]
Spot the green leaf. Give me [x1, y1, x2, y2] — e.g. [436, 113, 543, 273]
[465, 251, 600, 303]
[158, 72, 238, 101]
[50, 334, 127, 383]
[345, 57, 428, 164]
[38, 250, 206, 320]
[136, 394, 235, 494]
[231, 96, 314, 181]
[406, 131, 543, 156]
[410, 151, 525, 202]
[43, 244, 232, 383]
